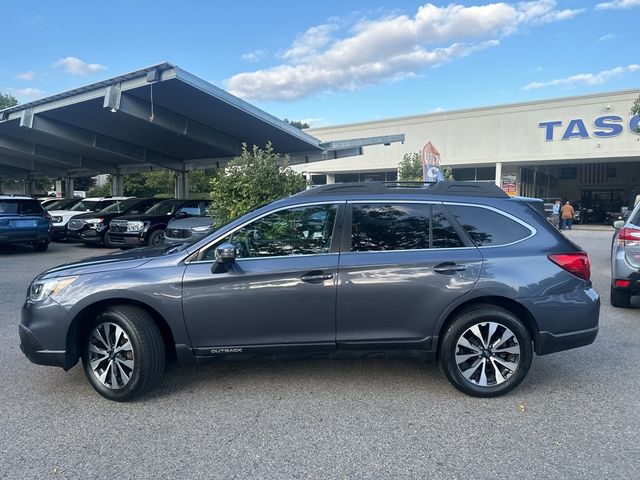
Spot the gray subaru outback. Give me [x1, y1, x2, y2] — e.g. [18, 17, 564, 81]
[19, 182, 600, 401]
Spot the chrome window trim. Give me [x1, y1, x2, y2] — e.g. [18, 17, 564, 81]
[186, 201, 343, 265]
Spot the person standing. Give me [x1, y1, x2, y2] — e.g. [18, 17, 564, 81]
[560, 201, 575, 230]
[551, 200, 561, 229]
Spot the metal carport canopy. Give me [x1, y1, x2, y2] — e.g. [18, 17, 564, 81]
[0, 62, 404, 186]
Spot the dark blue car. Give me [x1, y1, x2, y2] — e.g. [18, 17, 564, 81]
[0, 196, 51, 251]
[19, 182, 599, 400]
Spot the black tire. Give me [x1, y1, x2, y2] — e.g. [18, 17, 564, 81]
[610, 285, 631, 308]
[440, 305, 533, 397]
[147, 229, 165, 247]
[33, 241, 49, 252]
[81, 305, 165, 401]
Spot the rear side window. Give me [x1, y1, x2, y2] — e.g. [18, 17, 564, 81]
[445, 205, 532, 246]
[351, 203, 463, 252]
[0, 200, 43, 215]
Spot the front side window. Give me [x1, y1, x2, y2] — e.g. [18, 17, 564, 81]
[201, 204, 338, 261]
[445, 204, 532, 246]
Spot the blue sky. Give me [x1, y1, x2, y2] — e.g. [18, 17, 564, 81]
[1, 0, 638, 127]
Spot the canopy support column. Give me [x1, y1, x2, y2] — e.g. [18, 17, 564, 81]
[174, 171, 189, 199]
[111, 170, 124, 196]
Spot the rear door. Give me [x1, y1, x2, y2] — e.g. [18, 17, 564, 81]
[336, 202, 483, 348]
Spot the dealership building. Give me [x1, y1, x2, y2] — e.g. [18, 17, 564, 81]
[294, 89, 640, 210]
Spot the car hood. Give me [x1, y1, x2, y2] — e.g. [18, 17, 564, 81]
[38, 246, 173, 279]
[112, 214, 171, 223]
[71, 211, 121, 221]
[167, 216, 214, 229]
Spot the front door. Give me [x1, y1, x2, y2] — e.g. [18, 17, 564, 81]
[182, 203, 342, 350]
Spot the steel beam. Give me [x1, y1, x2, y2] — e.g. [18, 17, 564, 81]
[318, 134, 405, 150]
[105, 88, 242, 155]
[20, 113, 183, 171]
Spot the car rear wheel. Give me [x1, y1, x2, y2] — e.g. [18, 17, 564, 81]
[33, 241, 49, 252]
[82, 305, 165, 401]
[440, 305, 532, 397]
[610, 285, 631, 308]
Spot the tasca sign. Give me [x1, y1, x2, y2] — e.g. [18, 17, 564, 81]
[538, 115, 640, 141]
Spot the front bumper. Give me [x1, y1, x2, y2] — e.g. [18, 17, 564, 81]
[67, 227, 104, 245]
[19, 299, 75, 370]
[51, 225, 67, 241]
[106, 232, 147, 247]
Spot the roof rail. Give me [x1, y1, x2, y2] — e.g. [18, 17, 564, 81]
[296, 181, 508, 198]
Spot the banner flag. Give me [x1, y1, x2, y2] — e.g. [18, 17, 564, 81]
[422, 142, 444, 182]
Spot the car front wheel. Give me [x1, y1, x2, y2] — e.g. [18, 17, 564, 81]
[440, 305, 533, 397]
[82, 305, 165, 401]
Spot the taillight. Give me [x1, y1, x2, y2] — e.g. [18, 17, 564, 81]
[548, 252, 591, 281]
[618, 227, 640, 246]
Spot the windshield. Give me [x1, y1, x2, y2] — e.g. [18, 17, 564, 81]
[69, 200, 99, 212]
[44, 198, 79, 211]
[145, 200, 182, 215]
[100, 199, 140, 213]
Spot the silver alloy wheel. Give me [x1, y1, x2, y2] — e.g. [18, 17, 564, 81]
[454, 321, 520, 387]
[88, 322, 135, 389]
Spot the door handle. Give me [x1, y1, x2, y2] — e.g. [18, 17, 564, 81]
[433, 262, 467, 274]
[301, 271, 335, 283]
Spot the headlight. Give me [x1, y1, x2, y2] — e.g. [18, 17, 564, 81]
[84, 218, 104, 225]
[191, 225, 212, 233]
[51, 216, 63, 223]
[127, 221, 145, 232]
[29, 276, 78, 302]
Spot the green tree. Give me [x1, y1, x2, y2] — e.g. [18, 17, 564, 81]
[283, 118, 310, 129]
[122, 171, 174, 197]
[398, 152, 423, 181]
[73, 176, 95, 192]
[398, 152, 454, 182]
[0, 92, 18, 110]
[209, 142, 306, 223]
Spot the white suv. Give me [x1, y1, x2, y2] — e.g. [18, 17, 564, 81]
[48, 197, 130, 241]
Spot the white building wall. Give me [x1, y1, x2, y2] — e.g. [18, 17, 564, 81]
[293, 89, 640, 175]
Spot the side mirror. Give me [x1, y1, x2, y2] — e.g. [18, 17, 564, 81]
[211, 243, 236, 273]
[613, 220, 625, 230]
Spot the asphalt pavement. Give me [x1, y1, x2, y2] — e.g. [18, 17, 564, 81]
[1, 232, 638, 479]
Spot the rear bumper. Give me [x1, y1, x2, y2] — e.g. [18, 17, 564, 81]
[535, 326, 598, 355]
[0, 231, 50, 245]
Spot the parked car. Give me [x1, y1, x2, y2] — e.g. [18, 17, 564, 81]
[105, 199, 211, 248]
[67, 198, 164, 247]
[164, 214, 216, 245]
[0, 196, 51, 251]
[610, 201, 640, 308]
[48, 197, 130, 241]
[19, 181, 600, 401]
[43, 198, 82, 212]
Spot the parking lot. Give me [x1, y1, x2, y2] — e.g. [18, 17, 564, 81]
[1, 230, 638, 479]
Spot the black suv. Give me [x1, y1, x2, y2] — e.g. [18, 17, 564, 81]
[0, 196, 51, 251]
[105, 199, 210, 248]
[19, 182, 599, 401]
[67, 198, 163, 247]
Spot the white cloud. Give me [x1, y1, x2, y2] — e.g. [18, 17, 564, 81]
[15, 71, 36, 81]
[8, 87, 46, 100]
[242, 49, 267, 62]
[281, 24, 338, 62]
[595, 0, 640, 10]
[522, 64, 640, 90]
[598, 33, 617, 41]
[53, 57, 107, 76]
[429, 107, 446, 113]
[226, 1, 583, 101]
